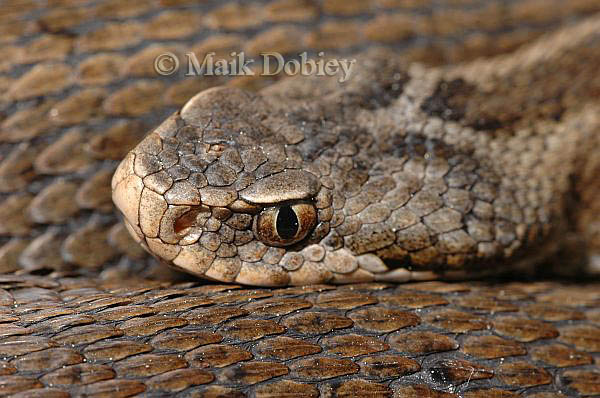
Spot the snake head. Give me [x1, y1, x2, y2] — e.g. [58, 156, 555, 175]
[112, 86, 342, 286]
[113, 59, 554, 287]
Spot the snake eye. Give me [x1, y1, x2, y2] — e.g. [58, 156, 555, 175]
[254, 203, 317, 247]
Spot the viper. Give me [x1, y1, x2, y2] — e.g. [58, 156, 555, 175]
[0, 1, 599, 397]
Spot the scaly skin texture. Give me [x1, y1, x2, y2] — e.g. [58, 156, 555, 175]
[114, 19, 600, 286]
[0, 1, 598, 397]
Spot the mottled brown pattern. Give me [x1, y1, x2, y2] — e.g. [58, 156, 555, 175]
[0, 0, 599, 397]
[117, 22, 600, 286]
[0, 278, 593, 397]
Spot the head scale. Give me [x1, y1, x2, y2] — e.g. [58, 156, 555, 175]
[112, 87, 334, 286]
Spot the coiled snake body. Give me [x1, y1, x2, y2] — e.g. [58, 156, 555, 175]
[1, 1, 599, 397]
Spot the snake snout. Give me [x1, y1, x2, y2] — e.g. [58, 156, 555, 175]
[111, 87, 334, 286]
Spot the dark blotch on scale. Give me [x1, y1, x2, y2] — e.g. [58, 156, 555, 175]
[421, 78, 474, 121]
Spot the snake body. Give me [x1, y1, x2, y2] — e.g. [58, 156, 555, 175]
[114, 20, 600, 286]
[0, 1, 599, 397]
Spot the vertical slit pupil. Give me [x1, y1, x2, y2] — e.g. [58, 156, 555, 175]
[276, 205, 299, 240]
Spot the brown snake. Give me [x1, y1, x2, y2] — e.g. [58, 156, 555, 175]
[0, 1, 599, 397]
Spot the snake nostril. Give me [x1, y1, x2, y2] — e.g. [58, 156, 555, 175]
[174, 208, 201, 235]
